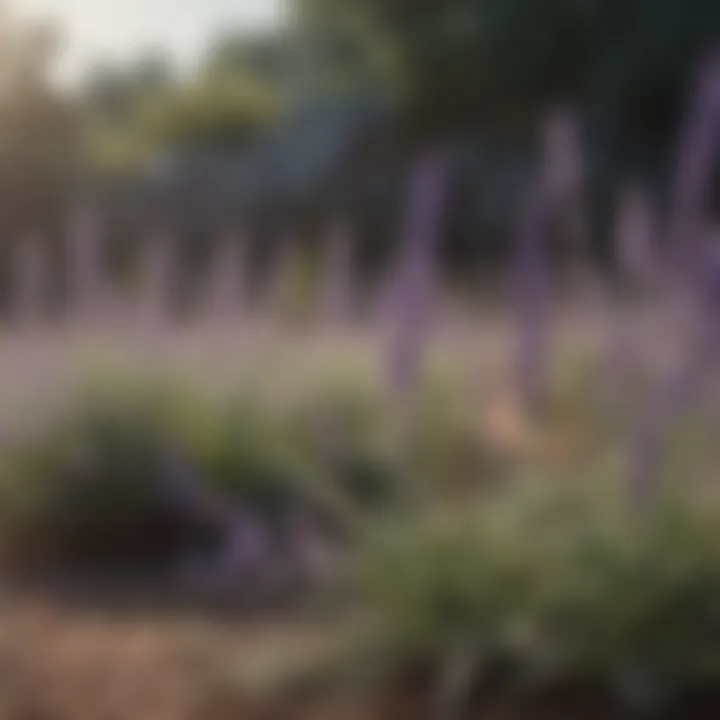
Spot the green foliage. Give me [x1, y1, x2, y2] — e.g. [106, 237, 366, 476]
[137, 78, 283, 151]
[0, 379, 217, 572]
[0, 363, 496, 572]
[89, 75, 283, 172]
[359, 482, 720, 709]
[409, 366, 495, 495]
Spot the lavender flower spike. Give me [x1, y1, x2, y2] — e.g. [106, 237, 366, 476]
[318, 218, 355, 329]
[514, 173, 552, 418]
[139, 228, 174, 330]
[386, 150, 449, 400]
[616, 185, 658, 290]
[203, 226, 247, 324]
[11, 231, 46, 328]
[668, 46, 720, 283]
[67, 205, 104, 324]
[628, 240, 720, 511]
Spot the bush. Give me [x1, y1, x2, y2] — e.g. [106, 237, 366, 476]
[0, 359, 500, 592]
[0, 379, 222, 574]
[358, 482, 720, 712]
[0, 365, 479, 574]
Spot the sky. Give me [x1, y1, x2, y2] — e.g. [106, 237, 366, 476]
[14, 0, 284, 84]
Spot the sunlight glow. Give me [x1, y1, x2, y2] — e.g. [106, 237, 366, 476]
[15, 0, 284, 83]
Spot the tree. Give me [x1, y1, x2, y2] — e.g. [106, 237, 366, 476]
[0, 16, 82, 234]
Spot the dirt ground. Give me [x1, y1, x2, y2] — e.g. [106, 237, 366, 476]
[2, 592, 720, 720]
[0, 592, 354, 720]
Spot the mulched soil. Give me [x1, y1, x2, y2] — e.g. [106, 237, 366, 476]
[1, 590, 720, 720]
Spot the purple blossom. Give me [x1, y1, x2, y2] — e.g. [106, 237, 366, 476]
[628, 242, 720, 510]
[386, 150, 449, 399]
[543, 107, 583, 207]
[318, 219, 355, 328]
[67, 206, 105, 322]
[11, 232, 45, 327]
[513, 110, 587, 417]
[202, 227, 247, 323]
[285, 509, 337, 584]
[514, 173, 553, 417]
[138, 229, 175, 331]
[265, 231, 299, 320]
[616, 185, 658, 289]
[668, 46, 720, 283]
[216, 509, 272, 579]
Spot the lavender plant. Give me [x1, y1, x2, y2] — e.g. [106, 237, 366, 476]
[67, 206, 105, 324]
[513, 110, 586, 417]
[514, 173, 553, 418]
[668, 46, 720, 284]
[386, 150, 449, 401]
[10, 232, 46, 327]
[202, 226, 247, 325]
[626, 48, 720, 509]
[595, 185, 659, 409]
[138, 228, 175, 332]
[318, 219, 355, 329]
[616, 186, 658, 290]
[265, 231, 299, 322]
[628, 239, 720, 510]
[543, 107, 583, 210]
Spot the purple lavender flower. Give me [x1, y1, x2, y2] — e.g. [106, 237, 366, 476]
[265, 231, 298, 321]
[138, 228, 174, 331]
[285, 509, 337, 584]
[514, 173, 552, 417]
[216, 509, 272, 580]
[386, 150, 449, 400]
[628, 241, 720, 510]
[67, 206, 104, 323]
[202, 226, 247, 324]
[543, 107, 583, 208]
[11, 232, 45, 327]
[318, 219, 355, 328]
[668, 46, 720, 283]
[616, 185, 658, 289]
[513, 110, 587, 417]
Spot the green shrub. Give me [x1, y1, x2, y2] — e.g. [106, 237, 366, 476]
[409, 369, 496, 495]
[0, 359, 498, 578]
[282, 370, 407, 511]
[0, 379, 223, 572]
[0, 366, 442, 572]
[358, 482, 720, 711]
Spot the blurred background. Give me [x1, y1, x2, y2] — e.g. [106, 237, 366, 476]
[5, 0, 719, 286]
[0, 2, 718, 719]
